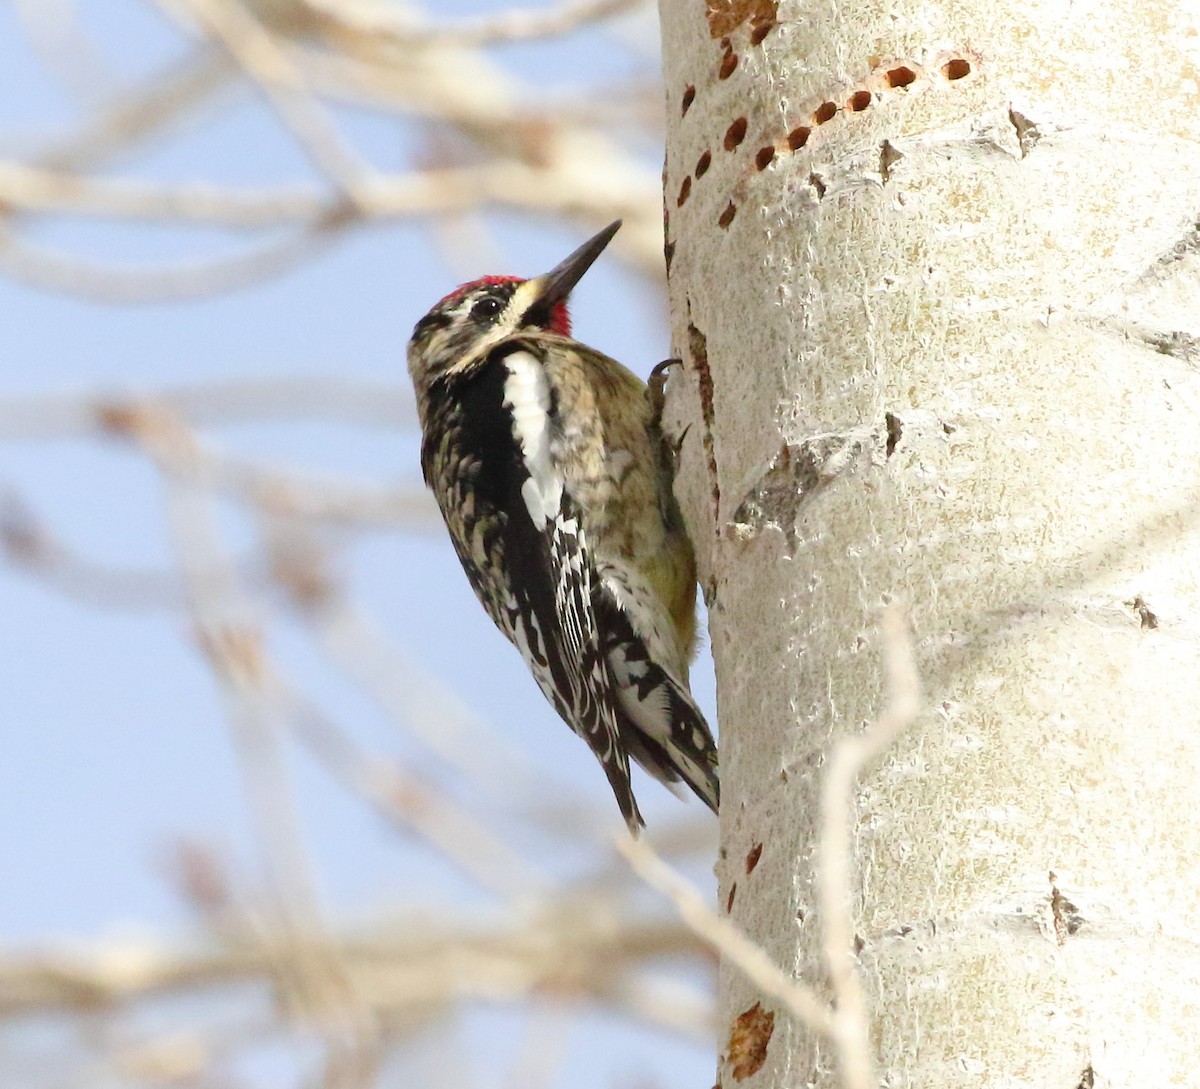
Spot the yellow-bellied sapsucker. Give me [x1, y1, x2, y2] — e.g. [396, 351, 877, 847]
[407, 220, 718, 834]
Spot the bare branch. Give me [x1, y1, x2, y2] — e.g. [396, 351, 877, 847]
[307, 0, 650, 48]
[618, 837, 836, 1038]
[0, 378, 412, 440]
[817, 606, 920, 1089]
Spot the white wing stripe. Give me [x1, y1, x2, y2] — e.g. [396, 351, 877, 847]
[503, 351, 563, 528]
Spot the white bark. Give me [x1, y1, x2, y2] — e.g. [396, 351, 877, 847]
[658, 1, 1200, 1085]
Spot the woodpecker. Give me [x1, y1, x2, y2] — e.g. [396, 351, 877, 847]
[407, 220, 718, 834]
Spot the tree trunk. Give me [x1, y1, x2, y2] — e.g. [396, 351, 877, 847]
[658, 1, 1200, 1085]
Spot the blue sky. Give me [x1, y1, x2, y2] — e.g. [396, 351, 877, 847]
[0, 3, 718, 1086]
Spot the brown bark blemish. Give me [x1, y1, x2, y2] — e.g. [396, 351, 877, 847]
[885, 412, 902, 457]
[880, 139, 903, 182]
[726, 882, 737, 911]
[749, 19, 776, 46]
[885, 65, 917, 87]
[786, 126, 810, 150]
[687, 316, 721, 522]
[718, 201, 737, 228]
[812, 100, 837, 124]
[724, 117, 748, 151]
[706, 0, 778, 38]
[726, 1002, 774, 1081]
[681, 84, 696, 116]
[1050, 874, 1085, 945]
[1129, 594, 1159, 629]
[745, 842, 763, 873]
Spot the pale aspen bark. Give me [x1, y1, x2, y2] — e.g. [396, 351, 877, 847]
[658, 1, 1200, 1086]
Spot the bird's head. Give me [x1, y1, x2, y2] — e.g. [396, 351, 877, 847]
[407, 220, 621, 404]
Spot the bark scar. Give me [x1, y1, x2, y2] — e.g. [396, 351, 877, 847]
[686, 313, 721, 527]
[728, 425, 879, 550]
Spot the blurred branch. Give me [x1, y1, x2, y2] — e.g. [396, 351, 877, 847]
[0, 378, 413, 439]
[152, 0, 375, 210]
[307, 0, 649, 48]
[0, 214, 345, 303]
[0, 159, 653, 229]
[0, 0, 665, 300]
[0, 3, 703, 1085]
[152, 404, 383, 1084]
[0, 906, 704, 1019]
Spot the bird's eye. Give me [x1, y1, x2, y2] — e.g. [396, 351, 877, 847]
[470, 295, 504, 321]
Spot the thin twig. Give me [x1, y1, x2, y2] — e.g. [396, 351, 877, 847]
[280, 684, 551, 903]
[817, 606, 920, 1089]
[617, 837, 836, 1038]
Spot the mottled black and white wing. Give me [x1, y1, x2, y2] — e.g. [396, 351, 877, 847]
[422, 346, 644, 831]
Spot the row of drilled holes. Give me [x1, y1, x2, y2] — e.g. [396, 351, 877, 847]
[675, 57, 974, 228]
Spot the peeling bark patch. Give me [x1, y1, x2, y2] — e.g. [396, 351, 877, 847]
[706, 0, 778, 38]
[1050, 875, 1085, 945]
[729, 429, 877, 548]
[687, 319, 721, 521]
[681, 84, 696, 116]
[727, 1002, 774, 1081]
[885, 412, 903, 456]
[726, 882, 737, 911]
[1129, 594, 1159, 629]
[1076, 1065, 1095, 1089]
[745, 842, 763, 873]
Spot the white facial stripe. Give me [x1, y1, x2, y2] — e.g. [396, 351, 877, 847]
[503, 351, 563, 528]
